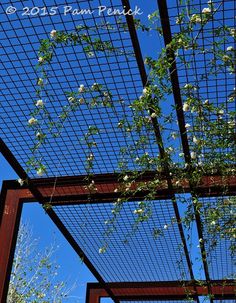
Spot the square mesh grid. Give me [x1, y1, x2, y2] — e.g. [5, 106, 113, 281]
[53, 200, 192, 282]
[198, 196, 236, 280]
[167, 0, 236, 165]
[0, 0, 159, 178]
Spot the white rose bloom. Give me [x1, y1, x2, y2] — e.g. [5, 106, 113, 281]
[171, 132, 177, 139]
[143, 88, 148, 95]
[134, 209, 144, 214]
[185, 123, 191, 128]
[164, 224, 168, 229]
[68, 97, 75, 103]
[218, 109, 224, 115]
[222, 55, 230, 61]
[28, 117, 37, 125]
[38, 57, 44, 63]
[123, 175, 129, 181]
[17, 178, 24, 186]
[227, 46, 234, 51]
[36, 132, 42, 138]
[193, 136, 199, 144]
[50, 30, 57, 38]
[202, 7, 211, 14]
[191, 151, 197, 159]
[230, 28, 235, 37]
[183, 103, 190, 112]
[78, 84, 85, 93]
[38, 78, 44, 86]
[36, 99, 44, 107]
[151, 112, 157, 118]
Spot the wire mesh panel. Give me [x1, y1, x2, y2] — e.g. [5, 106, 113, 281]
[53, 200, 192, 282]
[166, 0, 236, 166]
[198, 196, 236, 280]
[0, 0, 159, 178]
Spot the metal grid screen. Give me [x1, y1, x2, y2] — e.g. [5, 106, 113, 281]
[166, 0, 236, 166]
[0, 0, 159, 178]
[53, 200, 192, 282]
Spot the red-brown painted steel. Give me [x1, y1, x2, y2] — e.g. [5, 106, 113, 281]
[0, 186, 23, 302]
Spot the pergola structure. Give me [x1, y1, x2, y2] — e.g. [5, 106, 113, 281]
[0, 0, 235, 302]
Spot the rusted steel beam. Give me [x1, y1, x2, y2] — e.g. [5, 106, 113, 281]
[0, 184, 23, 302]
[86, 280, 236, 300]
[3, 174, 236, 204]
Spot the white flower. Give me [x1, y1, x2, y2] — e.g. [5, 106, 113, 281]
[37, 78, 44, 86]
[204, 99, 209, 105]
[114, 188, 118, 193]
[210, 220, 216, 225]
[87, 52, 94, 57]
[227, 46, 234, 51]
[134, 209, 144, 214]
[17, 178, 24, 186]
[190, 14, 201, 23]
[199, 238, 203, 243]
[185, 123, 191, 128]
[99, 247, 106, 254]
[164, 224, 168, 230]
[28, 117, 37, 125]
[78, 84, 85, 93]
[230, 28, 235, 37]
[183, 103, 190, 112]
[148, 14, 151, 20]
[175, 180, 180, 186]
[37, 168, 44, 176]
[202, 7, 211, 14]
[191, 151, 197, 159]
[217, 109, 224, 115]
[87, 153, 94, 161]
[38, 57, 44, 63]
[222, 55, 230, 61]
[171, 132, 177, 140]
[50, 30, 57, 38]
[193, 136, 199, 144]
[151, 112, 157, 118]
[92, 83, 99, 90]
[179, 152, 184, 157]
[143, 88, 148, 95]
[36, 99, 44, 107]
[36, 132, 42, 138]
[184, 83, 192, 89]
[123, 175, 129, 181]
[176, 17, 182, 24]
[68, 96, 75, 103]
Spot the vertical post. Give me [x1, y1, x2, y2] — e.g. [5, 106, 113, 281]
[0, 183, 23, 302]
[85, 286, 100, 303]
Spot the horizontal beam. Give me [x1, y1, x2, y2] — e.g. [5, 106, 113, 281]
[87, 280, 236, 299]
[3, 173, 236, 205]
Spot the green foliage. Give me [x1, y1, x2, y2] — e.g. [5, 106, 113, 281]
[7, 223, 77, 303]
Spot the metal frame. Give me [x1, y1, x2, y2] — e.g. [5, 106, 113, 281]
[85, 281, 236, 302]
[1, 139, 236, 302]
[0, 0, 235, 301]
